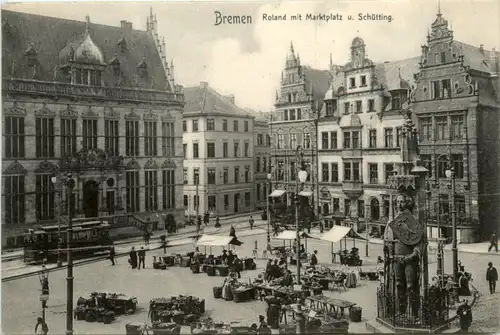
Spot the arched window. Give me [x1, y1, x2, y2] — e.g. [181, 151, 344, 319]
[370, 198, 380, 221]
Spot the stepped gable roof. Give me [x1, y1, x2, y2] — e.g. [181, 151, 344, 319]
[184, 83, 253, 118]
[453, 41, 500, 74]
[2, 10, 169, 90]
[303, 66, 331, 110]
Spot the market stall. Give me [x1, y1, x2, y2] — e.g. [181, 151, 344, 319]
[271, 230, 319, 263]
[319, 226, 367, 266]
[148, 296, 205, 327]
[74, 292, 138, 324]
[196, 235, 243, 254]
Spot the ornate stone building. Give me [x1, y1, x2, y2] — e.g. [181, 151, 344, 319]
[253, 111, 271, 211]
[2, 9, 185, 247]
[318, 37, 420, 234]
[411, 9, 500, 242]
[269, 42, 330, 217]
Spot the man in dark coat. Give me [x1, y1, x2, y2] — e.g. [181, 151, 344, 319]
[138, 247, 146, 270]
[486, 262, 498, 294]
[488, 233, 498, 252]
[456, 299, 472, 332]
[227, 250, 235, 266]
[109, 244, 116, 266]
[129, 247, 138, 269]
[229, 225, 236, 237]
[232, 255, 242, 278]
[310, 250, 318, 267]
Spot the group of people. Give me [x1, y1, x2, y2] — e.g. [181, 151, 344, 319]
[128, 247, 147, 270]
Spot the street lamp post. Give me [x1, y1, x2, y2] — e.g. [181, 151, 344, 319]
[445, 166, 459, 302]
[38, 265, 50, 322]
[266, 173, 272, 249]
[65, 173, 75, 335]
[50, 177, 63, 267]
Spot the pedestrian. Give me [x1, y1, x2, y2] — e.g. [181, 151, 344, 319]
[310, 250, 318, 267]
[229, 225, 236, 237]
[486, 261, 498, 294]
[215, 216, 221, 228]
[232, 255, 242, 278]
[456, 299, 472, 332]
[138, 247, 146, 270]
[109, 244, 116, 266]
[129, 247, 138, 269]
[35, 317, 49, 335]
[249, 216, 255, 230]
[488, 232, 498, 252]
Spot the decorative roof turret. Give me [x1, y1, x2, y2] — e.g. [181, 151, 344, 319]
[71, 15, 106, 65]
[286, 41, 300, 68]
[428, 2, 453, 43]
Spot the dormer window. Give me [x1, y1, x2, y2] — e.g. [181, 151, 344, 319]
[325, 100, 337, 116]
[391, 90, 408, 110]
[109, 53, 121, 76]
[349, 77, 356, 88]
[75, 68, 101, 86]
[117, 35, 127, 53]
[25, 43, 38, 67]
[137, 57, 148, 79]
[361, 75, 367, 87]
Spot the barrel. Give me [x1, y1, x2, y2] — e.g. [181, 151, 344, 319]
[190, 263, 200, 274]
[213, 286, 222, 299]
[218, 266, 229, 277]
[103, 311, 115, 324]
[267, 304, 280, 329]
[206, 266, 216, 276]
[349, 306, 362, 322]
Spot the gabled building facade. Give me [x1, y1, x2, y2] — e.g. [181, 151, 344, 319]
[253, 112, 272, 211]
[2, 9, 185, 247]
[318, 37, 420, 234]
[411, 10, 500, 242]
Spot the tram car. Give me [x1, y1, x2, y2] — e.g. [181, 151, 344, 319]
[23, 220, 113, 264]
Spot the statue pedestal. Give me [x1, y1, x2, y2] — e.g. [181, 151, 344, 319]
[365, 318, 460, 334]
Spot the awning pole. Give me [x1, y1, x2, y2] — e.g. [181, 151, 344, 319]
[305, 238, 308, 253]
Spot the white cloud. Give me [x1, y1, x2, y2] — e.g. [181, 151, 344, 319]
[201, 0, 499, 111]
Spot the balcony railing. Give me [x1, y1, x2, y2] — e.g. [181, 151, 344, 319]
[3, 78, 184, 104]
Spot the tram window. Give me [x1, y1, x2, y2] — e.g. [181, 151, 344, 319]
[91, 229, 97, 237]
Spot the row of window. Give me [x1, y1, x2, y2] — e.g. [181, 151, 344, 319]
[183, 166, 252, 185]
[255, 156, 271, 173]
[419, 115, 464, 142]
[3, 171, 176, 224]
[319, 128, 402, 151]
[256, 133, 271, 147]
[276, 133, 312, 149]
[274, 159, 312, 182]
[320, 162, 395, 184]
[183, 119, 250, 133]
[183, 192, 252, 211]
[283, 108, 302, 121]
[183, 141, 251, 159]
[3, 117, 176, 158]
[420, 154, 465, 179]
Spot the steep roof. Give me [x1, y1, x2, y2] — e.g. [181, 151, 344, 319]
[184, 83, 253, 118]
[303, 66, 331, 109]
[454, 41, 500, 74]
[374, 57, 421, 91]
[2, 10, 170, 91]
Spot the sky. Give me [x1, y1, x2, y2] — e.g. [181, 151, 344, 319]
[3, 0, 500, 111]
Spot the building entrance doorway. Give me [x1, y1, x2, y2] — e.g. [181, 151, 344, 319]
[83, 180, 99, 218]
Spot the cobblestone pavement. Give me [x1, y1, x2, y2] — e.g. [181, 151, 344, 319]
[2, 227, 499, 334]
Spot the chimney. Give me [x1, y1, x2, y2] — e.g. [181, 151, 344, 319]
[226, 94, 235, 104]
[491, 48, 499, 77]
[200, 82, 208, 89]
[121, 20, 133, 31]
[480, 44, 484, 54]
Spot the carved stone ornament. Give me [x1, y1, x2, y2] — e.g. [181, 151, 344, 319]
[126, 159, 141, 170]
[82, 106, 100, 119]
[125, 109, 140, 120]
[60, 148, 123, 171]
[35, 160, 59, 173]
[320, 187, 331, 199]
[104, 107, 120, 119]
[143, 110, 159, 121]
[60, 105, 78, 118]
[387, 209, 423, 245]
[35, 103, 56, 117]
[3, 161, 27, 175]
[162, 111, 175, 121]
[4, 102, 26, 116]
[144, 158, 159, 170]
[161, 159, 177, 169]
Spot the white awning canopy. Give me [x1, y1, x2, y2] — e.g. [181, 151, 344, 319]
[196, 235, 243, 247]
[319, 226, 368, 243]
[298, 191, 313, 197]
[274, 230, 318, 240]
[269, 189, 286, 197]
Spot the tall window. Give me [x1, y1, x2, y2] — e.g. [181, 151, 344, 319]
[358, 200, 365, 218]
[384, 163, 394, 182]
[344, 199, 351, 216]
[303, 133, 311, 149]
[325, 101, 334, 116]
[183, 195, 188, 207]
[290, 161, 296, 181]
[245, 192, 251, 207]
[105, 120, 119, 156]
[223, 168, 229, 184]
[208, 195, 216, 211]
[431, 79, 451, 99]
[35, 117, 55, 158]
[369, 163, 378, 184]
[36, 174, 55, 220]
[234, 167, 240, 183]
[349, 77, 356, 88]
[182, 120, 187, 132]
[391, 93, 401, 110]
[297, 109, 302, 120]
[289, 134, 297, 149]
[343, 131, 351, 149]
[183, 144, 187, 158]
[437, 155, 448, 178]
[106, 190, 115, 214]
[344, 102, 350, 115]
[277, 134, 284, 149]
[322, 163, 329, 182]
[384, 128, 393, 148]
[352, 131, 360, 149]
[4, 175, 25, 224]
[126, 171, 140, 212]
[223, 142, 228, 158]
[244, 121, 249, 132]
[435, 116, 448, 140]
[4, 117, 25, 158]
[256, 184, 261, 201]
[256, 157, 261, 172]
[224, 194, 229, 209]
[162, 122, 175, 156]
[369, 129, 377, 148]
[144, 121, 157, 156]
[322, 132, 328, 149]
[233, 120, 239, 132]
[245, 166, 250, 183]
[451, 115, 464, 140]
[234, 141, 239, 157]
[145, 171, 158, 211]
[222, 119, 228, 131]
[126, 121, 139, 156]
[82, 119, 98, 150]
[361, 75, 367, 87]
[257, 134, 263, 146]
[333, 198, 340, 212]
[355, 100, 362, 113]
[207, 119, 215, 131]
[452, 154, 464, 179]
[61, 118, 76, 157]
[344, 162, 352, 181]
[263, 158, 267, 173]
[183, 168, 188, 184]
[283, 110, 289, 121]
[368, 99, 375, 112]
[289, 109, 296, 121]
[207, 168, 216, 184]
[330, 132, 337, 149]
[162, 170, 175, 209]
[421, 154, 432, 178]
[207, 143, 215, 158]
[192, 120, 198, 132]
[331, 163, 339, 182]
[353, 162, 360, 181]
[194, 168, 200, 185]
[396, 127, 402, 147]
[244, 142, 249, 157]
[419, 117, 432, 141]
[193, 143, 199, 158]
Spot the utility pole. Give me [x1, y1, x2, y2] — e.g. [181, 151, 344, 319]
[65, 173, 75, 335]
